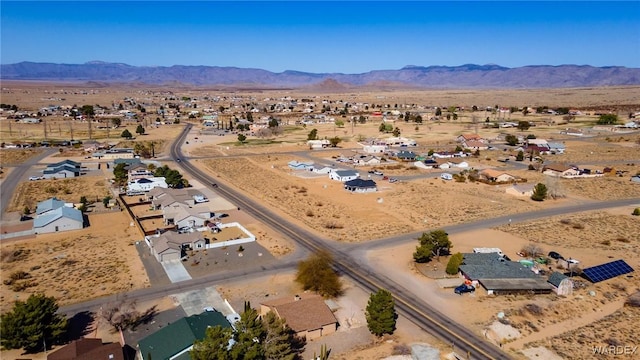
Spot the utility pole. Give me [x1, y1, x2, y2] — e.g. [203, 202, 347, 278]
[88, 117, 93, 140]
[43, 119, 48, 139]
[69, 121, 74, 140]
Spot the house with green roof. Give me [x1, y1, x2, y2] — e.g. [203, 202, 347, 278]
[136, 311, 231, 360]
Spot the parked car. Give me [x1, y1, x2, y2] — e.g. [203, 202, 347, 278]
[215, 213, 229, 219]
[368, 170, 375, 174]
[566, 258, 580, 264]
[203, 306, 216, 312]
[441, 173, 453, 181]
[454, 284, 475, 295]
[373, 170, 384, 176]
[548, 251, 564, 260]
[388, 178, 398, 183]
[29, 176, 41, 181]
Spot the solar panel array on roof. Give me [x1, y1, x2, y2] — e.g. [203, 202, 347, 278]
[582, 260, 634, 283]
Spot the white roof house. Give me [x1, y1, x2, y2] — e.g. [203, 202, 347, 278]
[127, 177, 168, 194]
[329, 169, 360, 182]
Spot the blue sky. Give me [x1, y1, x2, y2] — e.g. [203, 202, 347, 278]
[2, 1, 639, 73]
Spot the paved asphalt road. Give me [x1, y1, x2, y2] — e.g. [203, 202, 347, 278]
[51, 125, 639, 359]
[0, 148, 56, 220]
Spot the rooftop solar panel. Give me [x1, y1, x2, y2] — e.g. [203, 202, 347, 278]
[582, 260, 634, 283]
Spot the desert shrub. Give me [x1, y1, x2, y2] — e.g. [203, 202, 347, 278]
[527, 164, 536, 170]
[324, 221, 344, 229]
[632, 208, 640, 216]
[521, 243, 544, 257]
[572, 222, 585, 230]
[46, 186, 57, 194]
[560, 219, 571, 225]
[315, 201, 323, 207]
[625, 292, 640, 307]
[297, 187, 307, 193]
[392, 344, 411, 355]
[237, 245, 244, 252]
[11, 280, 38, 292]
[601, 240, 611, 246]
[306, 209, 314, 217]
[616, 237, 630, 243]
[524, 303, 544, 316]
[10, 270, 30, 281]
[1, 249, 30, 263]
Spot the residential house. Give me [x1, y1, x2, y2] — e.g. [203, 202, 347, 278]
[344, 179, 377, 193]
[33, 198, 84, 234]
[354, 155, 381, 167]
[395, 150, 416, 162]
[447, 158, 469, 168]
[288, 160, 315, 171]
[524, 144, 551, 155]
[462, 140, 488, 151]
[127, 177, 168, 194]
[432, 151, 466, 159]
[162, 204, 213, 229]
[479, 169, 516, 183]
[329, 169, 359, 182]
[42, 159, 81, 179]
[47, 338, 123, 360]
[382, 137, 416, 147]
[456, 134, 484, 144]
[126, 163, 154, 181]
[260, 294, 338, 341]
[92, 148, 135, 159]
[146, 231, 207, 262]
[137, 311, 232, 360]
[547, 142, 566, 154]
[312, 166, 334, 174]
[148, 188, 206, 209]
[459, 253, 551, 295]
[113, 158, 142, 167]
[360, 144, 387, 153]
[543, 163, 580, 177]
[505, 183, 534, 197]
[548, 272, 573, 296]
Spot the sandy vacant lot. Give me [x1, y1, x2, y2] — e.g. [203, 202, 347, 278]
[7, 175, 112, 213]
[0, 211, 149, 314]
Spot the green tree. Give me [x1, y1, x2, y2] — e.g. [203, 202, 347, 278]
[392, 127, 401, 137]
[329, 136, 342, 147]
[516, 150, 525, 161]
[113, 163, 128, 185]
[446, 253, 464, 275]
[231, 303, 266, 360]
[154, 165, 186, 188]
[121, 129, 133, 139]
[531, 183, 548, 201]
[135, 124, 145, 135]
[365, 289, 397, 337]
[263, 311, 299, 360]
[413, 230, 452, 263]
[268, 118, 279, 128]
[334, 119, 345, 128]
[237, 134, 247, 143]
[505, 134, 518, 146]
[597, 114, 619, 125]
[0, 294, 68, 353]
[435, 108, 442, 117]
[378, 122, 386, 133]
[517, 121, 531, 131]
[295, 251, 342, 298]
[80, 104, 94, 117]
[307, 129, 318, 140]
[102, 196, 112, 208]
[191, 325, 234, 360]
[632, 208, 640, 216]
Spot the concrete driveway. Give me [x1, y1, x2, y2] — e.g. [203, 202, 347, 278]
[161, 259, 192, 283]
[171, 286, 234, 316]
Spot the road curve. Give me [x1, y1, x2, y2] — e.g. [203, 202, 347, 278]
[172, 124, 508, 359]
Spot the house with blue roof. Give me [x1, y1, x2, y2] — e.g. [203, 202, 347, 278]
[136, 310, 232, 360]
[33, 197, 84, 234]
[42, 159, 81, 179]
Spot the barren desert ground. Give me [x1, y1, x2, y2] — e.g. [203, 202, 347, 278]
[1, 82, 639, 360]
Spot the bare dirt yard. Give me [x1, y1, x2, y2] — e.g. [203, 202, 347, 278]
[0, 211, 149, 314]
[0, 148, 42, 166]
[7, 175, 112, 213]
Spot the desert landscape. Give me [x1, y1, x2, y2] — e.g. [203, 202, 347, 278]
[1, 82, 639, 360]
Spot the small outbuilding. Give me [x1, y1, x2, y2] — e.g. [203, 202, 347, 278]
[548, 271, 573, 296]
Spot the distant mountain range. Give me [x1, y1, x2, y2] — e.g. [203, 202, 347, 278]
[1, 61, 639, 89]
